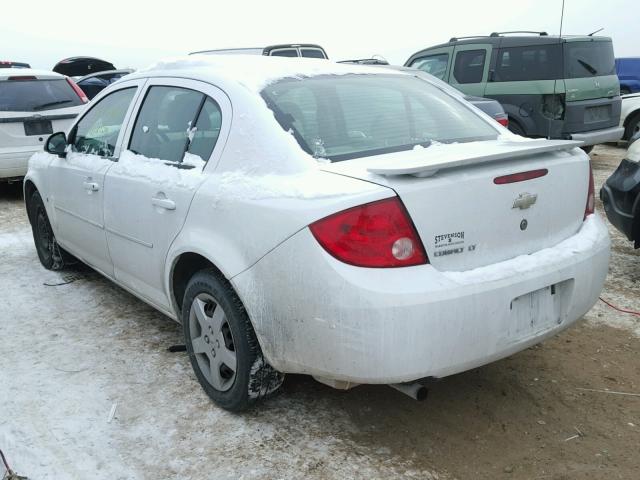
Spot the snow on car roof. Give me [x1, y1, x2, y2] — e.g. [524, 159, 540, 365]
[0, 68, 65, 80]
[135, 55, 405, 93]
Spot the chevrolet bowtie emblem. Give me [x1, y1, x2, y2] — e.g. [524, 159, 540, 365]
[512, 193, 537, 210]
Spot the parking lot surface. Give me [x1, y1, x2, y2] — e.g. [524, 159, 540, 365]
[1, 145, 638, 480]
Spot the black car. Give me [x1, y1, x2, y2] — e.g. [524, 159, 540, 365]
[600, 135, 640, 248]
[53, 57, 116, 77]
[75, 69, 133, 100]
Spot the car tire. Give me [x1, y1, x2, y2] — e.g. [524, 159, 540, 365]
[28, 191, 75, 270]
[581, 145, 594, 154]
[624, 113, 640, 141]
[182, 269, 284, 411]
[507, 119, 525, 137]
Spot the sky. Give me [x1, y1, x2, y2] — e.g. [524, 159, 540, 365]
[1, 0, 635, 70]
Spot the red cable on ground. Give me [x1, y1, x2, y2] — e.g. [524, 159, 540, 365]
[599, 297, 640, 317]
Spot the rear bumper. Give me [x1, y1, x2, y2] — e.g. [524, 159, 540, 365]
[569, 126, 624, 146]
[0, 149, 40, 179]
[233, 215, 610, 384]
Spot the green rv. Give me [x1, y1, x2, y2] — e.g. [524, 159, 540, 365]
[405, 32, 623, 150]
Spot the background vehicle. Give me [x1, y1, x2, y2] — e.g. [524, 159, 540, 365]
[76, 69, 134, 100]
[0, 68, 87, 181]
[24, 57, 608, 412]
[191, 44, 328, 59]
[53, 56, 116, 77]
[620, 93, 640, 140]
[616, 57, 640, 95]
[376, 63, 510, 127]
[405, 32, 623, 150]
[1, 61, 30, 68]
[600, 134, 640, 247]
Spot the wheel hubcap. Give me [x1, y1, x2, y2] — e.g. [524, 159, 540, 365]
[189, 293, 237, 392]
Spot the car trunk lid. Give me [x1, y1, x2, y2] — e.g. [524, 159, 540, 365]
[320, 139, 590, 271]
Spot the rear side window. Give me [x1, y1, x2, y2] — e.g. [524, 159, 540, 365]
[129, 86, 204, 163]
[493, 45, 562, 81]
[564, 41, 615, 78]
[187, 98, 223, 161]
[270, 49, 298, 57]
[453, 50, 486, 84]
[73, 87, 136, 157]
[0, 78, 84, 112]
[301, 48, 326, 59]
[410, 54, 449, 80]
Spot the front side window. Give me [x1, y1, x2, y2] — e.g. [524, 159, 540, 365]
[262, 74, 498, 162]
[411, 54, 449, 80]
[453, 49, 486, 84]
[270, 49, 298, 57]
[129, 86, 204, 163]
[493, 45, 562, 82]
[73, 87, 136, 157]
[564, 41, 615, 78]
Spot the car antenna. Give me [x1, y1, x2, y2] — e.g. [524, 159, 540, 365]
[588, 27, 604, 36]
[549, 0, 565, 140]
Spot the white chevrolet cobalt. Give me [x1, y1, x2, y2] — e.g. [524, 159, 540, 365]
[24, 56, 610, 411]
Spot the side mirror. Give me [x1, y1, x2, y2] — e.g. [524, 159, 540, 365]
[45, 132, 68, 158]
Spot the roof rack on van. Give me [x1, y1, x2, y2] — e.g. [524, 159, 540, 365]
[448, 35, 491, 42]
[489, 31, 548, 37]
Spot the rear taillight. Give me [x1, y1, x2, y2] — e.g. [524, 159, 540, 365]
[495, 115, 509, 128]
[585, 161, 595, 219]
[66, 77, 89, 103]
[309, 197, 428, 268]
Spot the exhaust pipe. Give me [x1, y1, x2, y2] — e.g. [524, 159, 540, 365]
[390, 382, 429, 401]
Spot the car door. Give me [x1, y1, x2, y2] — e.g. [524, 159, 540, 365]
[103, 78, 230, 309]
[47, 81, 143, 276]
[406, 47, 454, 82]
[449, 44, 492, 96]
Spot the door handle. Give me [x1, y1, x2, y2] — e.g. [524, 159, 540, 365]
[151, 197, 176, 210]
[83, 181, 100, 192]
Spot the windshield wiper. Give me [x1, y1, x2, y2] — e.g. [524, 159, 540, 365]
[577, 59, 597, 75]
[33, 100, 73, 111]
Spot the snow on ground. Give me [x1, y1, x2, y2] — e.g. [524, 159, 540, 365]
[0, 205, 442, 480]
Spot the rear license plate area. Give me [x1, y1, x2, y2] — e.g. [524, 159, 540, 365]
[508, 279, 573, 341]
[584, 105, 610, 123]
[23, 119, 53, 136]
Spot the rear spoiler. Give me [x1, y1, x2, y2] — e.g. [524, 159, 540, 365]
[366, 139, 584, 177]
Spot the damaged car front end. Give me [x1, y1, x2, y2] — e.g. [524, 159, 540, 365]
[601, 135, 640, 248]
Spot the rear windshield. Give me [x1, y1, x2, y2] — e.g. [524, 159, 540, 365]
[564, 41, 615, 78]
[262, 74, 498, 162]
[0, 78, 83, 112]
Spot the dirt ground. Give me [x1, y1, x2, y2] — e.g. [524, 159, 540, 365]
[0, 144, 638, 480]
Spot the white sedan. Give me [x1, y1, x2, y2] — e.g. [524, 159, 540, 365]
[0, 68, 87, 180]
[24, 56, 610, 411]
